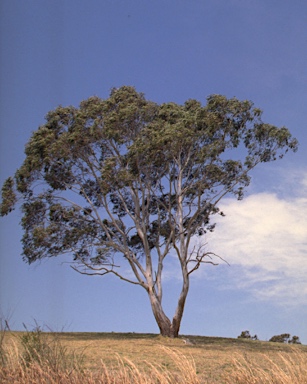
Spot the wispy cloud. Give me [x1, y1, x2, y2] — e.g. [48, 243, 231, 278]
[202, 168, 307, 306]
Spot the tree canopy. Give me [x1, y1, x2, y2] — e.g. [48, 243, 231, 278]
[0, 86, 298, 337]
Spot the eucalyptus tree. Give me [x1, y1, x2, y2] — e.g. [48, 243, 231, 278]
[0, 86, 298, 337]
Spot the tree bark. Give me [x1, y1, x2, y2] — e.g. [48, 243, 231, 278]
[147, 274, 189, 338]
[147, 289, 172, 336]
[171, 272, 189, 337]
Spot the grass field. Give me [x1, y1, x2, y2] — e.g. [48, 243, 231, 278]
[1, 330, 307, 383]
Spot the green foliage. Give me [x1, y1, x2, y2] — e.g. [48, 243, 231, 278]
[20, 323, 50, 366]
[238, 330, 258, 340]
[0, 318, 10, 367]
[19, 322, 84, 371]
[289, 335, 302, 344]
[269, 333, 291, 343]
[0, 86, 298, 267]
[269, 334, 301, 344]
[0, 86, 298, 336]
[0, 178, 16, 215]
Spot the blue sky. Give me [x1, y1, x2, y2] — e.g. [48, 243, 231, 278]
[0, 0, 306, 343]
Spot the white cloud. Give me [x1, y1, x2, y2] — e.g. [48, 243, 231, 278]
[116, 168, 307, 307]
[201, 169, 307, 306]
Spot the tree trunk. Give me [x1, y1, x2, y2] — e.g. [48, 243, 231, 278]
[147, 275, 189, 338]
[170, 269, 189, 338]
[148, 290, 173, 337]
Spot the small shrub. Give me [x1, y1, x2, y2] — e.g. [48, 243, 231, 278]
[19, 322, 84, 372]
[269, 333, 301, 343]
[289, 335, 302, 344]
[238, 330, 258, 340]
[20, 323, 50, 366]
[0, 318, 10, 367]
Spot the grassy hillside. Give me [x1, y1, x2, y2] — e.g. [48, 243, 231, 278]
[1, 331, 307, 383]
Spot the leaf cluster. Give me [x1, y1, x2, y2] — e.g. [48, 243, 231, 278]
[238, 330, 258, 340]
[0, 86, 298, 272]
[269, 334, 301, 344]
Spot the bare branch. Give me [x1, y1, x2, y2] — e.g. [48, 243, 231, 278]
[71, 264, 145, 286]
[187, 251, 230, 275]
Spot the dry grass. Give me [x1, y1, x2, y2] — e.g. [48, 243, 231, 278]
[1, 330, 306, 383]
[225, 349, 307, 383]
